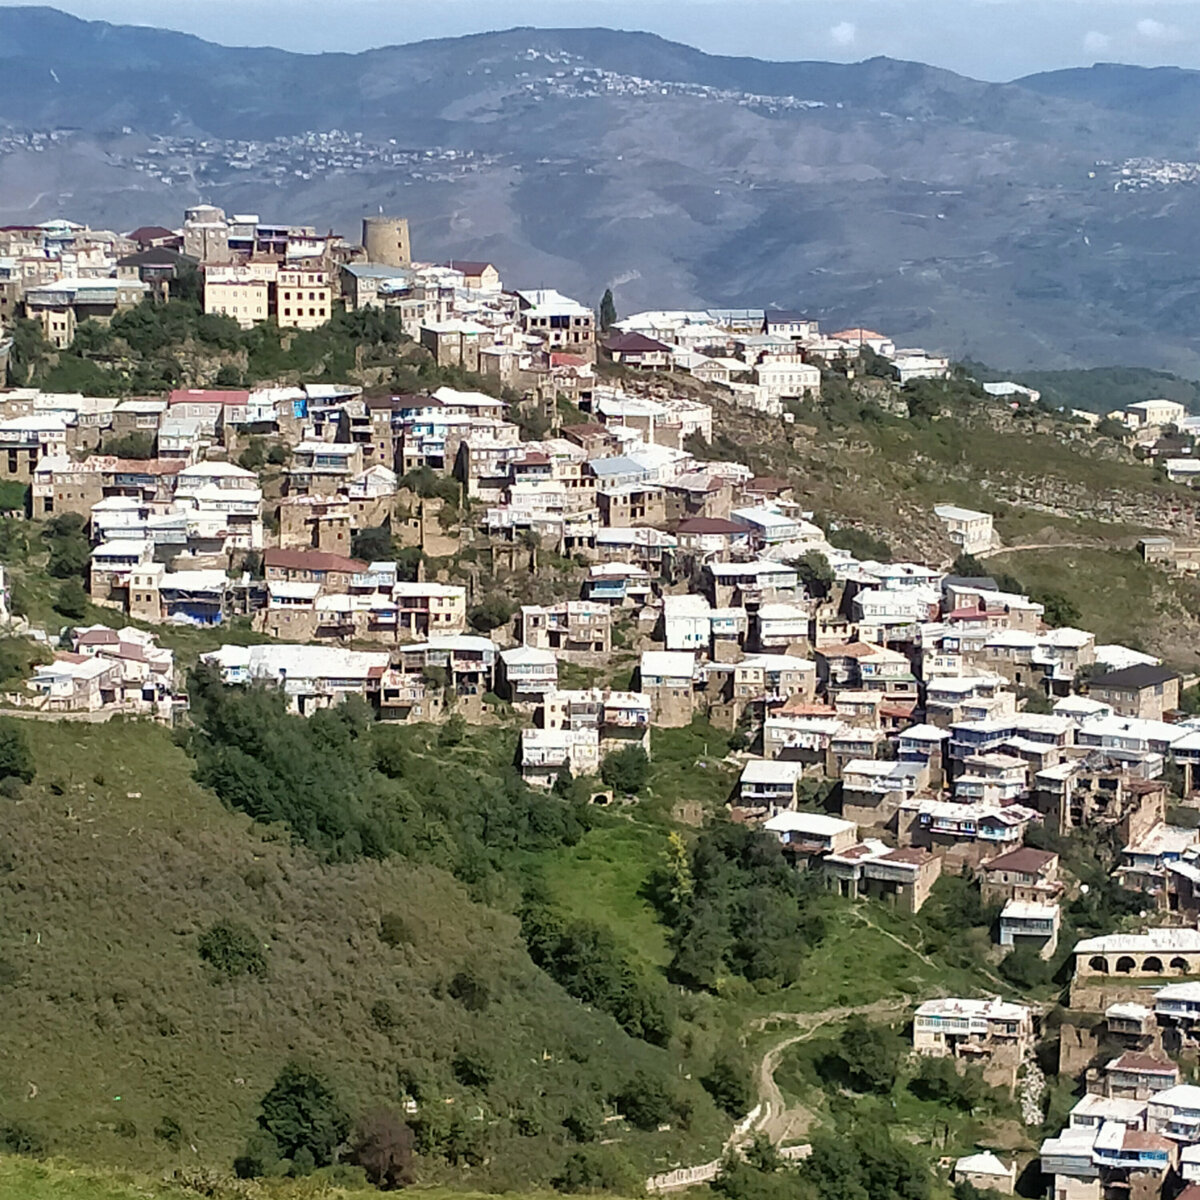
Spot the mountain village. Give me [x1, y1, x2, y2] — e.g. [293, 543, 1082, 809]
[6, 207, 1200, 1200]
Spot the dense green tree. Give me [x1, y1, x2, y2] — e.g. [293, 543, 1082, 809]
[827, 526, 892, 563]
[520, 893, 672, 1044]
[43, 513, 91, 580]
[0, 719, 34, 783]
[830, 1016, 905, 1094]
[351, 523, 394, 563]
[598, 289, 617, 333]
[214, 364, 244, 387]
[701, 1051, 753, 1117]
[909, 1055, 985, 1111]
[790, 550, 834, 598]
[998, 943, 1053, 989]
[666, 820, 824, 989]
[53, 580, 89, 620]
[1032, 587, 1081, 629]
[553, 1146, 640, 1194]
[255, 1061, 350, 1171]
[614, 1070, 676, 1130]
[600, 745, 650, 794]
[468, 593, 515, 633]
[237, 439, 267, 471]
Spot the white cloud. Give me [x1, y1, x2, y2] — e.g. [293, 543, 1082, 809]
[1136, 17, 1182, 43]
[1082, 30, 1111, 54]
[829, 20, 857, 46]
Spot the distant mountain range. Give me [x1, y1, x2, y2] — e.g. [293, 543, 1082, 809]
[4, 6, 1200, 373]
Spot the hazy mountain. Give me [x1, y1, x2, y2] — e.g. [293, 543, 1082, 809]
[3, 6, 1200, 373]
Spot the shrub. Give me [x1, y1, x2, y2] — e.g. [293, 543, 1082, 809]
[552, 1147, 641, 1194]
[600, 745, 650, 795]
[351, 1108, 415, 1190]
[54, 579, 89, 619]
[154, 1115, 186, 1148]
[102, 431, 156, 459]
[0, 1120, 45, 1156]
[197, 920, 266, 980]
[379, 912, 411, 947]
[448, 968, 491, 1012]
[452, 1048, 494, 1090]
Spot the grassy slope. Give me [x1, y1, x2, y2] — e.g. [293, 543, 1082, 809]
[0, 1157, 612, 1200]
[704, 385, 1200, 659]
[986, 546, 1200, 667]
[0, 721, 724, 1186]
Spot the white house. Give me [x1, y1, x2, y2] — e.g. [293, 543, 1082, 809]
[934, 504, 995, 556]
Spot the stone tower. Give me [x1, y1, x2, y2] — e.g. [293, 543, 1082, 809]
[361, 216, 411, 267]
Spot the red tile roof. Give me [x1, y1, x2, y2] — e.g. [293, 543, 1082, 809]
[263, 548, 368, 573]
[1109, 1052, 1177, 1075]
[445, 260, 495, 275]
[111, 458, 184, 475]
[168, 388, 251, 407]
[981, 847, 1057, 875]
[603, 332, 672, 354]
[75, 629, 119, 646]
[675, 516, 745, 535]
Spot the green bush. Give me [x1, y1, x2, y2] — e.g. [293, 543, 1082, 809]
[600, 745, 650, 795]
[253, 1061, 350, 1172]
[614, 1070, 678, 1130]
[701, 1050, 753, 1118]
[0, 718, 35, 783]
[53, 579, 89, 619]
[552, 1146, 641, 1194]
[197, 920, 267, 980]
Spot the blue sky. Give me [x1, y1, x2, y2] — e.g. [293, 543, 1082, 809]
[8, 0, 1200, 79]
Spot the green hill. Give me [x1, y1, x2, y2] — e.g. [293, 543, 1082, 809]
[0, 720, 723, 1188]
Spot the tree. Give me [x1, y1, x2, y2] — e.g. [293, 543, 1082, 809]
[598, 289, 617, 333]
[44, 513, 91, 580]
[102, 431, 156, 459]
[448, 968, 490, 1012]
[256, 1062, 350, 1170]
[831, 1016, 904, 1094]
[468, 593, 515, 633]
[1033, 587, 1081, 629]
[197, 920, 266, 980]
[54, 579, 89, 620]
[701, 1051, 752, 1118]
[553, 1146, 640, 1194]
[238, 439, 266, 471]
[910, 1055, 986, 1112]
[214, 364, 243, 387]
[0, 719, 34, 783]
[452, 1048, 494, 1089]
[351, 1108, 414, 1189]
[352, 523, 394, 563]
[790, 550, 834, 598]
[951, 552, 987, 578]
[998, 943, 1052, 989]
[600, 745, 650, 795]
[614, 1071, 676, 1130]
